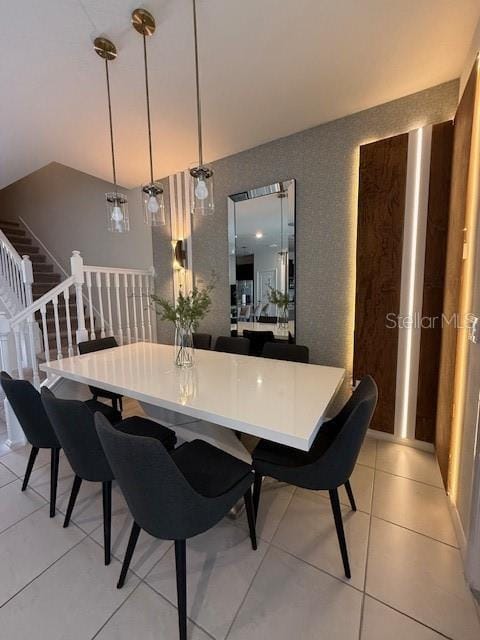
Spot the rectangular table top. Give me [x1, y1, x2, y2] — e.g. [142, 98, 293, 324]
[40, 342, 345, 451]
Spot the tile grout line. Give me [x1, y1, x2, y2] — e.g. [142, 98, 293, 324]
[85, 528, 217, 640]
[0, 528, 88, 610]
[358, 454, 377, 640]
[365, 594, 456, 640]
[223, 542, 273, 640]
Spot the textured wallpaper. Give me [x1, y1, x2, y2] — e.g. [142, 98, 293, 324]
[154, 80, 459, 377]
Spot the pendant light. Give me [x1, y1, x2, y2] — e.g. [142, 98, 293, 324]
[189, 0, 214, 215]
[94, 37, 129, 233]
[132, 8, 166, 226]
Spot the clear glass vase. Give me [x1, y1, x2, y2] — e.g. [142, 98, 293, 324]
[278, 308, 289, 329]
[175, 323, 194, 368]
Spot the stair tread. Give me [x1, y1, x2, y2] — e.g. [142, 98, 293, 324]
[0, 220, 20, 227]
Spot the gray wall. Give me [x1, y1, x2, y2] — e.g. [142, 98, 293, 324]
[0, 162, 153, 273]
[155, 80, 459, 372]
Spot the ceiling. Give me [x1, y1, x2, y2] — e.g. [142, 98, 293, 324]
[1, 0, 479, 191]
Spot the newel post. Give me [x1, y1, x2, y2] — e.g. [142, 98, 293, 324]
[0, 313, 25, 447]
[71, 250, 88, 344]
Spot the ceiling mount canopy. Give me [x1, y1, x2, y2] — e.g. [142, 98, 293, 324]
[94, 36, 129, 233]
[132, 7, 166, 227]
[189, 0, 214, 216]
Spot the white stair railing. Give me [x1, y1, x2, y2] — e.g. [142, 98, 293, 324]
[0, 231, 34, 314]
[0, 250, 156, 447]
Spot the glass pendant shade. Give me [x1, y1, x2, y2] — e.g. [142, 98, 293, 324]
[106, 192, 129, 233]
[189, 166, 214, 215]
[142, 182, 166, 226]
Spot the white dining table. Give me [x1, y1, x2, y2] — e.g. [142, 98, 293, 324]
[40, 342, 345, 454]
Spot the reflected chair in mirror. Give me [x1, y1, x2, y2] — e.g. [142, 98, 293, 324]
[0, 372, 61, 517]
[214, 336, 250, 355]
[238, 305, 251, 322]
[251, 376, 377, 579]
[192, 333, 212, 350]
[95, 415, 257, 640]
[41, 388, 177, 565]
[262, 342, 309, 363]
[243, 330, 275, 357]
[78, 337, 123, 413]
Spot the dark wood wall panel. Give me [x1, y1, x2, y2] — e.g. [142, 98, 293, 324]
[415, 122, 454, 443]
[436, 66, 477, 483]
[354, 134, 409, 433]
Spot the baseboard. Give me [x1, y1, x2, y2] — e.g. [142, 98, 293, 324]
[448, 495, 467, 560]
[367, 428, 435, 452]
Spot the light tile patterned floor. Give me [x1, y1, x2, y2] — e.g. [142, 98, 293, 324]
[0, 418, 479, 639]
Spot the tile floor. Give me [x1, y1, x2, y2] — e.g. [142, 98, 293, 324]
[0, 432, 479, 639]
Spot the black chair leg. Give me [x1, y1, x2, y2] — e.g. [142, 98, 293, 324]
[22, 446, 39, 491]
[175, 539, 187, 640]
[328, 488, 351, 579]
[103, 480, 112, 565]
[244, 488, 258, 550]
[253, 472, 262, 519]
[63, 475, 82, 528]
[344, 480, 357, 512]
[50, 448, 60, 518]
[117, 521, 141, 589]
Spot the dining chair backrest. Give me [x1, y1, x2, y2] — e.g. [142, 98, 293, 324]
[41, 388, 113, 482]
[262, 342, 309, 363]
[192, 333, 212, 350]
[243, 330, 275, 356]
[78, 337, 118, 355]
[95, 413, 236, 539]
[0, 371, 59, 449]
[308, 376, 378, 488]
[214, 336, 250, 355]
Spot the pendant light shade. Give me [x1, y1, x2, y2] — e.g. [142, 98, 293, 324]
[94, 37, 129, 234]
[189, 0, 214, 215]
[132, 8, 166, 227]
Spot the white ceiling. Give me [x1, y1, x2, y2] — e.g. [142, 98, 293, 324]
[1, 0, 479, 190]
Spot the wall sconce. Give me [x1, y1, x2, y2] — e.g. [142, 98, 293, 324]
[172, 240, 186, 270]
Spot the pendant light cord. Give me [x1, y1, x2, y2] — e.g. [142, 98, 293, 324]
[143, 32, 155, 185]
[104, 58, 118, 192]
[192, 0, 203, 167]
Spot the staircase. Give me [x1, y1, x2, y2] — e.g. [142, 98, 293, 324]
[0, 219, 77, 351]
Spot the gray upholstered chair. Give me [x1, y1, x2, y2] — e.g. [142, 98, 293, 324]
[252, 376, 377, 579]
[214, 336, 250, 355]
[192, 333, 212, 350]
[0, 371, 61, 517]
[262, 342, 309, 363]
[78, 337, 123, 412]
[41, 388, 177, 565]
[95, 414, 257, 640]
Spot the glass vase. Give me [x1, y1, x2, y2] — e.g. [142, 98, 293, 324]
[175, 323, 194, 368]
[278, 308, 289, 329]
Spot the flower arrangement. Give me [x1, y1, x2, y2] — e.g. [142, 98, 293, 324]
[268, 287, 289, 327]
[151, 283, 214, 330]
[151, 279, 214, 367]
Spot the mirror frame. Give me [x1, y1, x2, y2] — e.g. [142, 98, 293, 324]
[228, 179, 296, 341]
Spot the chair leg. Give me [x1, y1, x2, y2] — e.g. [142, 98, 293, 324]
[22, 446, 39, 491]
[50, 448, 60, 518]
[103, 480, 112, 566]
[253, 472, 263, 519]
[63, 475, 82, 528]
[244, 488, 258, 550]
[344, 479, 357, 512]
[119, 397, 123, 413]
[328, 488, 351, 579]
[117, 521, 141, 589]
[175, 540, 187, 640]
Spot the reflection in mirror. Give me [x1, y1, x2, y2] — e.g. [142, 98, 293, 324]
[228, 180, 295, 345]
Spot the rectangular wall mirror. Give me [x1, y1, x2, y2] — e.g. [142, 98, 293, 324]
[228, 179, 296, 344]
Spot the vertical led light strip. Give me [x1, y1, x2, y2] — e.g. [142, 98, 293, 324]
[394, 126, 432, 440]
